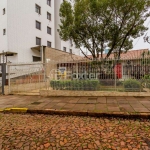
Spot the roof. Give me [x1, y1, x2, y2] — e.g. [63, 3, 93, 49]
[0, 51, 17, 56]
[87, 49, 149, 60]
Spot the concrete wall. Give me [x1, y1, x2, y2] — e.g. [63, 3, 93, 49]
[40, 90, 150, 97]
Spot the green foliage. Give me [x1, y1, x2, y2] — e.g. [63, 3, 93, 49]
[123, 79, 141, 92]
[59, 0, 150, 59]
[50, 80, 99, 91]
[142, 75, 150, 88]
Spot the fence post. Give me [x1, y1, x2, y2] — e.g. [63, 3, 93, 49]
[2, 63, 6, 95]
[8, 64, 11, 94]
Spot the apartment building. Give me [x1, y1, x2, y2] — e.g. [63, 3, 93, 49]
[0, 0, 80, 63]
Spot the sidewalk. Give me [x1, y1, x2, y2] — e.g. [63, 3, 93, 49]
[0, 95, 150, 118]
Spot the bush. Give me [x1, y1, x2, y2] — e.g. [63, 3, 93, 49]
[142, 75, 150, 88]
[50, 80, 99, 91]
[123, 79, 141, 92]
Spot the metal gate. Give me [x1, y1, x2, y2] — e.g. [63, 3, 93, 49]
[7, 62, 46, 94]
[0, 63, 6, 95]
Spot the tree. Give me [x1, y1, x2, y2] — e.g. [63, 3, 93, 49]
[59, 0, 150, 59]
[144, 36, 150, 44]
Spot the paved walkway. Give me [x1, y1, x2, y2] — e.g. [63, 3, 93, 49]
[0, 95, 150, 117]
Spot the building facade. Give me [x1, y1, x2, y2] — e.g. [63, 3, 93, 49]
[0, 0, 80, 63]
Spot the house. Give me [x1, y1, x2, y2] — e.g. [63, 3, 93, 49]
[87, 49, 150, 80]
[0, 0, 80, 63]
[48, 49, 150, 81]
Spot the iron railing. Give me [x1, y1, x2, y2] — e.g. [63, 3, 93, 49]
[6, 55, 150, 94]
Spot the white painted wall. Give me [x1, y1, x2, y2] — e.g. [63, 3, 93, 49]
[0, 0, 80, 63]
[7, 0, 55, 63]
[0, 0, 8, 62]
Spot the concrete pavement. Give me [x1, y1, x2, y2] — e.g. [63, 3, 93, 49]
[0, 95, 150, 118]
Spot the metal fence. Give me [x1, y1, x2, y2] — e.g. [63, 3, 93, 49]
[46, 56, 150, 93]
[7, 62, 46, 94]
[7, 55, 150, 94]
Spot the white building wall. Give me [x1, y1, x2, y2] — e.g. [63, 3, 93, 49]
[0, 0, 8, 62]
[7, 0, 55, 63]
[0, 0, 80, 63]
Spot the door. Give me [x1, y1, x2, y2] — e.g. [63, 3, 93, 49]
[115, 63, 122, 79]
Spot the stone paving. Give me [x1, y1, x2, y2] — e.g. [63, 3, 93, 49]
[0, 96, 150, 115]
[0, 113, 150, 150]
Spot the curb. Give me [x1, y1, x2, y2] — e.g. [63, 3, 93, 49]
[1, 108, 150, 119]
[3, 108, 28, 113]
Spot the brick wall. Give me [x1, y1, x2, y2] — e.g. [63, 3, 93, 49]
[44, 47, 83, 77]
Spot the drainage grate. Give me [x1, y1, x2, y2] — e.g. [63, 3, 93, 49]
[31, 102, 42, 105]
[134, 96, 145, 98]
[88, 98, 97, 100]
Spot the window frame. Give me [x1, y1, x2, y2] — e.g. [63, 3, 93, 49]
[33, 56, 41, 62]
[47, 41, 52, 47]
[69, 49, 72, 54]
[63, 47, 66, 52]
[35, 4, 41, 15]
[47, 27, 51, 35]
[36, 37, 41, 45]
[47, 0, 51, 6]
[47, 12, 51, 21]
[3, 29, 6, 35]
[3, 8, 5, 15]
[35, 20, 41, 30]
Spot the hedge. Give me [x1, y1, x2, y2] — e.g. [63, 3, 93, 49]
[50, 80, 99, 91]
[123, 79, 141, 92]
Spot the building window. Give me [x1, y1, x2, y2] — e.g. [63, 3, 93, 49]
[47, 27, 51, 35]
[63, 47, 66, 52]
[47, 41, 51, 47]
[36, 21, 41, 30]
[35, 4, 41, 14]
[47, 12, 51, 21]
[47, 0, 51, 6]
[33, 56, 41, 62]
[36, 37, 41, 45]
[70, 49, 72, 53]
[3, 29, 6, 35]
[3, 8, 5, 15]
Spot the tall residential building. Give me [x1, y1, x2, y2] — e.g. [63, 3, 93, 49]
[0, 0, 80, 63]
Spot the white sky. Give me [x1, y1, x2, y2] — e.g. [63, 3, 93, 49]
[132, 17, 150, 50]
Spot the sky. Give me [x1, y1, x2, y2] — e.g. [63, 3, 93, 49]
[81, 16, 150, 56]
[132, 17, 150, 50]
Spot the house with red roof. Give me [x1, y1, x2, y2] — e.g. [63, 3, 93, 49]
[87, 49, 150, 80]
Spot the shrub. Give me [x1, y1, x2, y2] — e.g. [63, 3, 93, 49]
[142, 75, 150, 88]
[123, 79, 141, 92]
[50, 80, 99, 91]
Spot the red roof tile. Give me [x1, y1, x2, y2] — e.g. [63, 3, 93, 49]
[87, 49, 149, 60]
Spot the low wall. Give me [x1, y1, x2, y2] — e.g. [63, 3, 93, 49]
[5, 82, 47, 95]
[40, 89, 150, 97]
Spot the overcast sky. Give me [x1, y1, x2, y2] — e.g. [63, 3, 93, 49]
[132, 17, 150, 50]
